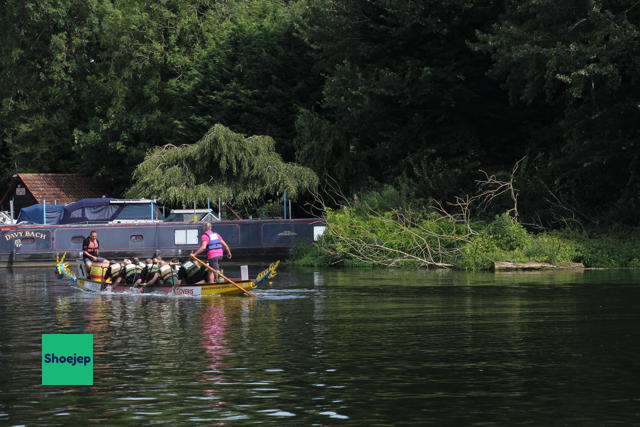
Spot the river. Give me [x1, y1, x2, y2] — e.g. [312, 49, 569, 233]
[1, 266, 640, 425]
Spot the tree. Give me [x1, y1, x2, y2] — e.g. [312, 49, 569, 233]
[476, 0, 640, 225]
[173, 0, 322, 162]
[70, 0, 321, 194]
[71, 0, 218, 194]
[294, 0, 519, 198]
[126, 123, 318, 211]
[0, 0, 97, 187]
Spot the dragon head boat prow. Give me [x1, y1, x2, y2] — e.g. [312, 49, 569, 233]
[54, 252, 77, 283]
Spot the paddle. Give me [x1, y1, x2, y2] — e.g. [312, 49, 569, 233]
[190, 254, 257, 297]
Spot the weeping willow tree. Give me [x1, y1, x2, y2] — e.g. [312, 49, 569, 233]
[126, 124, 319, 209]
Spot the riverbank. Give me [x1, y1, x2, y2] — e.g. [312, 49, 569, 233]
[292, 209, 640, 270]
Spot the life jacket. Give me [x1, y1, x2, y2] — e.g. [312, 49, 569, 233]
[89, 265, 107, 281]
[159, 264, 176, 281]
[206, 231, 223, 251]
[182, 261, 200, 278]
[86, 239, 99, 255]
[141, 264, 155, 282]
[110, 263, 122, 277]
[124, 264, 137, 278]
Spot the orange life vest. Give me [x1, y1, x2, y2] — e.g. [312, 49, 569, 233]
[86, 239, 99, 255]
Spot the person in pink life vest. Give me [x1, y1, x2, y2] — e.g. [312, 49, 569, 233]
[191, 222, 232, 283]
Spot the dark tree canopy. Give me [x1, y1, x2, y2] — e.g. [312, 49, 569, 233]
[0, 0, 639, 227]
[476, 0, 640, 225]
[294, 0, 520, 198]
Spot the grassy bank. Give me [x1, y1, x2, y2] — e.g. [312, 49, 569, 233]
[292, 210, 640, 270]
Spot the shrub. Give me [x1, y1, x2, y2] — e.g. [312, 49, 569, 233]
[485, 213, 531, 251]
[290, 243, 331, 266]
[571, 232, 640, 267]
[524, 233, 579, 264]
[290, 204, 640, 270]
[456, 233, 501, 271]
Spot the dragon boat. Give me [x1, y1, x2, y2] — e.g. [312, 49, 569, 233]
[54, 253, 279, 297]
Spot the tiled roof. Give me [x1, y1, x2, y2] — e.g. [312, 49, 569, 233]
[18, 174, 109, 204]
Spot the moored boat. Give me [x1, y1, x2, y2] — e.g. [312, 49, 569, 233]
[0, 198, 325, 267]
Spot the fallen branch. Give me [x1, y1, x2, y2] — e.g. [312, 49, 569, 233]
[492, 261, 585, 271]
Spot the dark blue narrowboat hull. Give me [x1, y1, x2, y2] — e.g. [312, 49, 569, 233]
[0, 218, 325, 267]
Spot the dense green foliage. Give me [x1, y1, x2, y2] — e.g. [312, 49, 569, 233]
[295, 0, 512, 197]
[1, 0, 639, 228]
[293, 208, 640, 270]
[0, 0, 319, 197]
[175, 0, 321, 161]
[475, 0, 640, 226]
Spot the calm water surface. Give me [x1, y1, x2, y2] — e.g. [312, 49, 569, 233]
[1, 266, 640, 425]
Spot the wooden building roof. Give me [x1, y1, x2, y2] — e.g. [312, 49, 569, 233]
[1, 174, 108, 205]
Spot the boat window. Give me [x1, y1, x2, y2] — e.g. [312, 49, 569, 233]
[71, 236, 84, 243]
[313, 226, 326, 241]
[21, 237, 35, 245]
[175, 229, 199, 245]
[130, 234, 144, 241]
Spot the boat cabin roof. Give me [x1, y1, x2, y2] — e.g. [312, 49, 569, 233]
[110, 199, 157, 204]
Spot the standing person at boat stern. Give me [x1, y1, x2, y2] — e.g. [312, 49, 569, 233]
[83, 231, 101, 271]
[191, 223, 231, 283]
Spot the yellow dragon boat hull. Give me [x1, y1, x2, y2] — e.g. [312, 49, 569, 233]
[75, 277, 257, 297]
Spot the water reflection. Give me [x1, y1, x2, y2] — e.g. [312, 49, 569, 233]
[200, 303, 230, 411]
[53, 296, 72, 328]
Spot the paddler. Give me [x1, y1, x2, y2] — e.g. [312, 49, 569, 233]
[105, 260, 125, 286]
[191, 222, 232, 283]
[134, 258, 155, 287]
[122, 259, 137, 286]
[178, 258, 208, 284]
[158, 258, 180, 286]
[170, 258, 181, 273]
[131, 258, 145, 285]
[142, 258, 162, 287]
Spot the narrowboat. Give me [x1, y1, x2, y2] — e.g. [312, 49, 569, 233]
[0, 198, 326, 267]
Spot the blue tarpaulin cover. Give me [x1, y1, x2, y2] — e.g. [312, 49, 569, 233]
[17, 204, 65, 224]
[61, 198, 123, 223]
[19, 199, 162, 224]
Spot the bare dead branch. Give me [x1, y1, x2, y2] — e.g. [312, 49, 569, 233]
[474, 156, 523, 218]
[305, 158, 528, 269]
